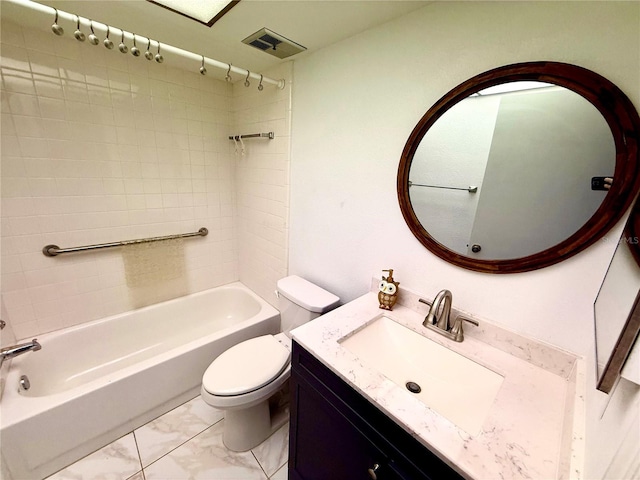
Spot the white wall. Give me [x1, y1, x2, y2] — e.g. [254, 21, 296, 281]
[289, 1, 639, 477]
[234, 62, 292, 306]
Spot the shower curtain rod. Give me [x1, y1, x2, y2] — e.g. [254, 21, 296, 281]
[4, 0, 286, 90]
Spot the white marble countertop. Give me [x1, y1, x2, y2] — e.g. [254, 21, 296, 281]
[290, 283, 585, 480]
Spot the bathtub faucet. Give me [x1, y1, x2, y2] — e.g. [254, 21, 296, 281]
[0, 339, 41, 362]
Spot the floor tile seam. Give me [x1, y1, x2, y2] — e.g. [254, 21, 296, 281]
[137, 393, 201, 430]
[138, 419, 224, 471]
[134, 414, 225, 462]
[131, 430, 147, 480]
[270, 458, 288, 478]
[125, 469, 146, 480]
[250, 450, 269, 479]
[252, 447, 288, 480]
[43, 430, 139, 480]
[270, 463, 287, 479]
[42, 396, 211, 479]
[278, 463, 289, 478]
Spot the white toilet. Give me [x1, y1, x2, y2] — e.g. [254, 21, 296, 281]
[200, 275, 340, 451]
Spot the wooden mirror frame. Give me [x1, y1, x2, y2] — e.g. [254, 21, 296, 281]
[597, 199, 640, 393]
[398, 62, 640, 273]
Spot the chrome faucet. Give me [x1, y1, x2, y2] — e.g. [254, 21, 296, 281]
[419, 290, 478, 342]
[423, 289, 452, 330]
[0, 339, 41, 362]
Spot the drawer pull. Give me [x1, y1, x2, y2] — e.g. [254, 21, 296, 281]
[367, 463, 380, 479]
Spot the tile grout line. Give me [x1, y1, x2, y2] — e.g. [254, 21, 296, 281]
[250, 450, 269, 479]
[132, 394, 215, 471]
[131, 430, 147, 480]
[137, 419, 224, 472]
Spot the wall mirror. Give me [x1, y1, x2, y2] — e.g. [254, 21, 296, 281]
[594, 199, 640, 393]
[398, 62, 640, 273]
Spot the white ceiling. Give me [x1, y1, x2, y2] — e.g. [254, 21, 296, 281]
[2, 0, 429, 79]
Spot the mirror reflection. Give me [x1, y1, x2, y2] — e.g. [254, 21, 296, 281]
[408, 81, 615, 259]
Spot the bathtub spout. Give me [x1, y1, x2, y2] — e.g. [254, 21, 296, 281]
[0, 339, 41, 362]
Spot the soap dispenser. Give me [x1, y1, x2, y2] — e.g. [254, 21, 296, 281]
[378, 269, 399, 310]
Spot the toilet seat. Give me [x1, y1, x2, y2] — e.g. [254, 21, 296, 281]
[202, 335, 290, 396]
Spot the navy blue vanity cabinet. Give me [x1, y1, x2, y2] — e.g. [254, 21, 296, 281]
[288, 341, 465, 480]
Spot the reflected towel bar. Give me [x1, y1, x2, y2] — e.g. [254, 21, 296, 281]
[228, 132, 274, 140]
[42, 228, 208, 257]
[408, 181, 478, 193]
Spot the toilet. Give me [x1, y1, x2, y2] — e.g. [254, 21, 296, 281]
[201, 275, 340, 451]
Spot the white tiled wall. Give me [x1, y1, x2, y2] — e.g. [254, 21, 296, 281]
[234, 63, 292, 306]
[1, 20, 243, 340]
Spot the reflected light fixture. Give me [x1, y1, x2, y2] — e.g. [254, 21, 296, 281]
[148, 0, 240, 27]
[474, 81, 554, 96]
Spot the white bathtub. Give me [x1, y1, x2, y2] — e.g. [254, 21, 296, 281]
[0, 282, 280, 480]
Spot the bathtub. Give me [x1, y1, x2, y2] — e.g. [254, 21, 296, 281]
[0, 282, 280, 480]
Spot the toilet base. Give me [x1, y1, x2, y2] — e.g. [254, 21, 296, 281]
[222, 399, 289, 452]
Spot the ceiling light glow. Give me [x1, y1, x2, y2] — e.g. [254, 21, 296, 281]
[149, 0, 239, 26]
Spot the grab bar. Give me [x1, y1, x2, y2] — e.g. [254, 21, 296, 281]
[228, 132, 274, 140]
[408, 181, 478, 193]
[43, 227, 208, 257]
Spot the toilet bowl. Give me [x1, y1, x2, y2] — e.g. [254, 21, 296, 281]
[201, 333, 292, 451]
[201, 275, 339, 451]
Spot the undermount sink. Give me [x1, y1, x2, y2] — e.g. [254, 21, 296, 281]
[339, 315, 504, 435]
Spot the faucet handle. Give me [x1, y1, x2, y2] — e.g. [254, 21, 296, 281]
[418, 298, 431, 306]
[450, 316, 479, 342]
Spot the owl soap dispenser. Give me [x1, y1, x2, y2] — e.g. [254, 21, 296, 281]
[378, 269, 399, 310]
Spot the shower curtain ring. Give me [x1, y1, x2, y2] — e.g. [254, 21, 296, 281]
[258, 74, 264, 91]
[199, 56, 207, 75]
[103, 25, 114, 49]
[73, 15, 85, 41]
[144, 38, 153, 60]
[131, 34, 141, 56]
[118, 30, 128, 53]
[225, 64, 232, 82]
[88, 20, 99, 45]
[244, 71, 251, 87]
[51, 8, 64, 36]
[155, 42, 164, 63]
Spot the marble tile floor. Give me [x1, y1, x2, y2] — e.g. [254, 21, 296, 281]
[45, 395, 289, 480]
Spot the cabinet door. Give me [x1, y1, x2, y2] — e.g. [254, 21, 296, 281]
[290, 372, 406, 480]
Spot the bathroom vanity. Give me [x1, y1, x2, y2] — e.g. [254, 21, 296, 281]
[289, 340, 463, 479]
[289, 282, 585, 479]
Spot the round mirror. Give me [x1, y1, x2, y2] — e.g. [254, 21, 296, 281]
[398, 62, 640, 273]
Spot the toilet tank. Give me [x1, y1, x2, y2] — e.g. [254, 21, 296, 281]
[276, 275, 340, 333]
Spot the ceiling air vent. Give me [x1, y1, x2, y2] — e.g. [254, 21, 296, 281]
[242, 28, 306, 59]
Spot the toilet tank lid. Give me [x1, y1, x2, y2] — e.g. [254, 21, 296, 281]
[277, 275, 340, 313]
